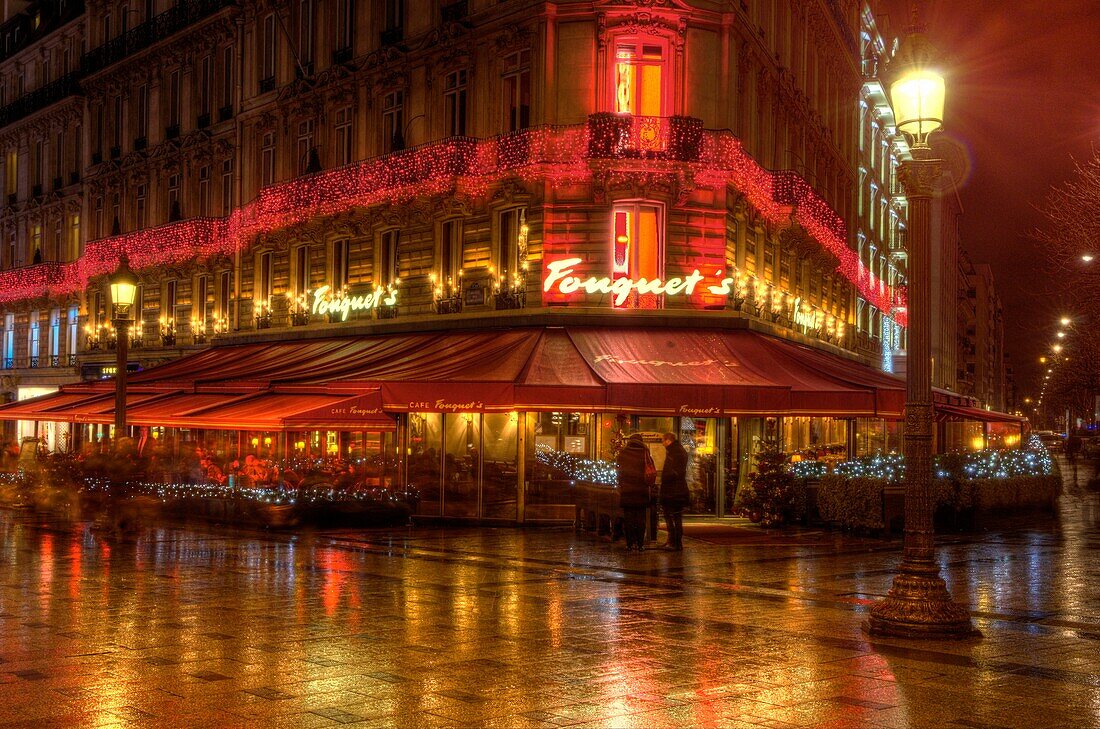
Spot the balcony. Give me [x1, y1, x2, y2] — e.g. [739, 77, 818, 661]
[0, 73, 82, 130]
[586, 114, 703, 162]
[81, 0, 236, 78]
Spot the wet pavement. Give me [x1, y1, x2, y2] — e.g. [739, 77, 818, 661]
[0, 460, 1097, 728]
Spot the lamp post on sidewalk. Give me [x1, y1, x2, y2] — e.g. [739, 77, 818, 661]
[109, 255, 139, 439]
[866, 20, 974, 638]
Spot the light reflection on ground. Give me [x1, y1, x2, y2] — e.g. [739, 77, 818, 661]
[0, 458, 1096, 727]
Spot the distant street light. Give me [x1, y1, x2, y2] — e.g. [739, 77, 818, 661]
[109, 256, 139, 437]
[1083, 254, 1095, 263]
[867, 19, 973, 639]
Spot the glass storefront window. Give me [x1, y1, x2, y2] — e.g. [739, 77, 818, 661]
[525, 412, 593, 521]
[481, 413, 518, 520]
[443, 413, 479, 518]
[855, 418, 902, 456]
[408, 412, 442, 516]
[783, 417, 848, 465]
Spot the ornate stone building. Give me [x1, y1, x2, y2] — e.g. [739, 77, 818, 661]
[0, 0, 930, 519]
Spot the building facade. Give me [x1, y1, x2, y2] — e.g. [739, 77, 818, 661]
[0, 0, 944, 521]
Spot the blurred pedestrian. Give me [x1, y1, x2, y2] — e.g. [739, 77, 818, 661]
[660, 432, 689, 551]
[617, 434, 653, 552]
[1066, 434, 1082, 468]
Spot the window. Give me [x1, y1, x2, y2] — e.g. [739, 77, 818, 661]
[101, 13, 111, 42]
[261, 13, 277, 84]
[384, 0, 403, 30]
[4, 149, 16, 196]
[221, 159, 233, 213]
[112, 94, 122, 149]
[194, 275, 209, 331]
[221, 46, 234, 112]
[167, 173, 181, 220]
[296, 119, 314, 176]
[168, 69, 181, 128]
[611, 202, 662, 308]
[257, 251, 274, 304]
[496, 208, 526, 279]
[217, 270, 232, 322]
[261, 131, 276, 187]
[163, 279, 178, 328]
[331, 239, 350, 290]
[293, 245, 309, 294]
[93, 195, 103, 237]
[136, 83, 149, 140]
[502, 50, 531, 132]
[614, 41, 665, 116]
[382, 90, 404, 153]
[335, 0, 354, 52]
[439, 220, 462, 284]
[199, 54, 212, 116]
[54, 131, 63, 181]
[444, 70, 467, 137]
[28, 311, 40, 364]
[198, 165, 210, 216]
[67, 306, 78, 359]
[3, 314, 13, 366]
[136, 184, 147, 228]
[33, 139, 43, 187]
[43, 308, 58, 359]
[298, 0, 314, 68]
[379, 229, 399, 286]
[334, 106, 353, 167]
[69, 215, 79, 260]
[6, 231, 14, 268]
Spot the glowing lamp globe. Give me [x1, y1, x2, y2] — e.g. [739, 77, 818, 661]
[109, 255, 139, 317]
[888, 31, 945, 146]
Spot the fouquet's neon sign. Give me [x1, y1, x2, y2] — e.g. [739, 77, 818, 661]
[542, 258, 832, 333]
[543, 257, 733, 307]
[310, 284, 398, 321]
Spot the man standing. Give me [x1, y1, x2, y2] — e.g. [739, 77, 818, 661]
[660, 432, 689, 551]
[616, 434, 653, 552]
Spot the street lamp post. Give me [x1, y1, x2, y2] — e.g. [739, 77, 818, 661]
[867, 24, 974, 638]
[109, 256, 139, 438]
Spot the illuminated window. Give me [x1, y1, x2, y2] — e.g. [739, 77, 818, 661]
[194, 276, 209, 329]
[28, 311, 39, 363]
[614, 41, 665, 116]
[612, 202, 662, 308]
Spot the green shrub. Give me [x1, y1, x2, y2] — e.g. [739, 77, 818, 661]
[817, 474, 886, 530]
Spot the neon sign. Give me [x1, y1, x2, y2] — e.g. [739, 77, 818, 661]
[310, 284, 398, 321]
[543, 258, 843, 338]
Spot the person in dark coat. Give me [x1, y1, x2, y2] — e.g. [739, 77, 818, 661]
[660, 433, 689, 550]
[616, 433, 652, 551]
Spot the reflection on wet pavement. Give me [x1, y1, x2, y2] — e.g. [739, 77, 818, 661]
[0, 459, 1097, 728]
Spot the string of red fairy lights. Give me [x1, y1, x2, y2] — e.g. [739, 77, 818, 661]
[4, 117, 905, 324]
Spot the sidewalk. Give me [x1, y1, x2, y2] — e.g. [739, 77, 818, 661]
[0, 462, 1094, 727]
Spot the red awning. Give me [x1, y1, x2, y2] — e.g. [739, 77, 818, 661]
[168, 392, 394, 430]
[935, 403, 1025, 424]
[2, 326, 915, 426]
[0, 390, 105, 422]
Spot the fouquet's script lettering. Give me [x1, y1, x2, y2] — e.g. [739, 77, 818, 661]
[312, 284, 398, 321]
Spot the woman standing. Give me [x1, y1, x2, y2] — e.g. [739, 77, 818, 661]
[617, 434, 654, 551]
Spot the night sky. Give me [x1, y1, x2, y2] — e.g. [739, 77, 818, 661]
[880, 1, 1100, 402]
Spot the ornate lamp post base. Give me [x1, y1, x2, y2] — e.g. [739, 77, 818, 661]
[866, 562, 976, 638]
